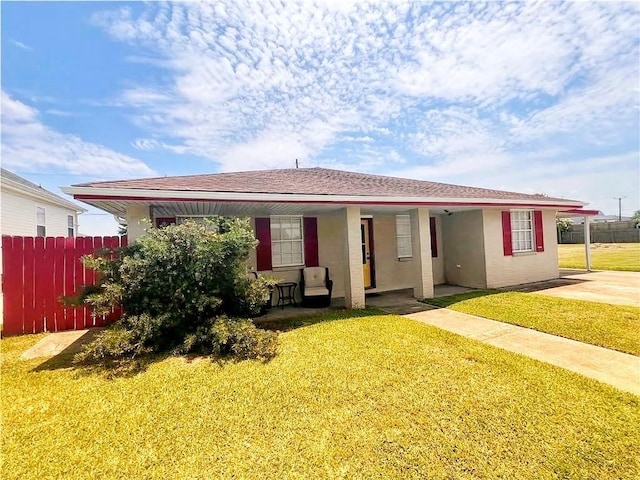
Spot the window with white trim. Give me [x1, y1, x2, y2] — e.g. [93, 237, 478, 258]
[511, 209, 534, 253]
[396, 215, 412, 258]
[270, 216, 304, 267]
[36, 207, 46, 237]
[67, 215, 75, 237]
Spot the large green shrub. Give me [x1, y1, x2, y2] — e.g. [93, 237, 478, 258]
[74, 218, 278, 365]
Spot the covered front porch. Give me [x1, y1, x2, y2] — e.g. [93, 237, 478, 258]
[254, 285, 476, 325]
[85, 195, 565, 310]
[120, 200, 484, 309]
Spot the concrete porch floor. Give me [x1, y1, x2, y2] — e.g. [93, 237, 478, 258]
[256, 284, 476, 321]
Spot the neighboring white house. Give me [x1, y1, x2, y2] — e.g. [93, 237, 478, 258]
[1, 168, 86, 237]
[1, 168, 87, 329]
[63, 167, 596, 309]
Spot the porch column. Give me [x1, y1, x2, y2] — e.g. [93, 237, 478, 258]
[126, 204, 151, 242]
[341, 206, 365, 309]
[584, 215, 592, 271]
[410, 207, 435, 299]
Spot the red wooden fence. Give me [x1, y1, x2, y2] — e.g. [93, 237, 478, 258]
[1, 235, 127, 336]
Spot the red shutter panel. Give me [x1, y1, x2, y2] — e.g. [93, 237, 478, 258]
[155, 217, 176, 228]
[502, 211, 513, 256]
[534, 210, 544, 252]
[429, 217, 438, 258]
[303, 217, 319, 267]
[255, 218, 272, 271]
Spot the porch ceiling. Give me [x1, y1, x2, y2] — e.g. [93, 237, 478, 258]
[79, 199, 487, 218]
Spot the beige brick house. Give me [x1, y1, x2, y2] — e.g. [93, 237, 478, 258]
[63, 168, 591, 309]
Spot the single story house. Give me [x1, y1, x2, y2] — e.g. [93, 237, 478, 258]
[63, 168, 594, 309]
[1, 168, 86, 238]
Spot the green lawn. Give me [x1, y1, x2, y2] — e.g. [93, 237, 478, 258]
[559, 243, 640, 271]
[2, 314, 639, 479]
[425, 291, 640, 356]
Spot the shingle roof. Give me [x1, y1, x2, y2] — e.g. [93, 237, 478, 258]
[2, 168, 85, 211]
[73, 167, 572, 203]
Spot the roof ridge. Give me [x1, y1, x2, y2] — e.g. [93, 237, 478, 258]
[72, 166, 326, 187]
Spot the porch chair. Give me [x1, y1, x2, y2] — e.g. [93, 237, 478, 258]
[300, 266, 333, 308]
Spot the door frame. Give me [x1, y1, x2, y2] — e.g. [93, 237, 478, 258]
[361, 217, 376, 289]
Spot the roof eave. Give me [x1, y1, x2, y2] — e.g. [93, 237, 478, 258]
[62, 186, 586, 209]
[4, 179, 88, 213]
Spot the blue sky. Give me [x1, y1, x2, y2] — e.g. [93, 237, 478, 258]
[2, 1, 639, 235]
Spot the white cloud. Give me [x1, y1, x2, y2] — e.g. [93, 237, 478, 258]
[392, 151, 640, 216]
[1, 91, 155, 177]
[9, 39, 33, 52]
[88, 0, 638, 212]
[131, 138, 162, 151]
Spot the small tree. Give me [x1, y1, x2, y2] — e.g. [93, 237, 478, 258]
[556, 217, 573, 243]
[632, 210, 640, 227]
[73, 218, 278, 368]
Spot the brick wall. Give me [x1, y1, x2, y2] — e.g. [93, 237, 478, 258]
[483, 209, 559, 288]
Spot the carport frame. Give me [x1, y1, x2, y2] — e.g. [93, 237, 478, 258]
[558, 209, 600, 271]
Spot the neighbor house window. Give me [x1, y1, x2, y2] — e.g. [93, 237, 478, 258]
[36, 207, 46, 237]
[396, 215, 412, 258]
[511, 209, 534, 252]
[270, 216, 304, 267]
[67, 215, 75, 237]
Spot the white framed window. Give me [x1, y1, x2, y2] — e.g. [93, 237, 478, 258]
[396, 215, 412, 258]
[67, 215, 75, 237]
[36, 206, 46, 237]
[511, 209, 534, 253]
[270, 215, 304, 267]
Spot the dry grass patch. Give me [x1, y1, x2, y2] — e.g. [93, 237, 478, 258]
[2, 315, 639, 479]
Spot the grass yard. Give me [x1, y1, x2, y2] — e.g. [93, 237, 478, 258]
[425, 291, 640, 356]
[2, 313, 640, 479]
[558, 243, 640, 271]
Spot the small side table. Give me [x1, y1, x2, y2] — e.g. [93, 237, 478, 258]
[276, 282, 297, 309]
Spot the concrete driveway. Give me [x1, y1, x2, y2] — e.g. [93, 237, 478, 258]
[511, 270, 640, 307]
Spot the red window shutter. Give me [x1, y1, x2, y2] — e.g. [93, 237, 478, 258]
[255, 218, 272, 271]
[502, 211, 513, 256]
[155, 217, 176, 228]
[429, 217, 438, 258]
[534, 210, 544, 252]
[303, 217, 319, 267]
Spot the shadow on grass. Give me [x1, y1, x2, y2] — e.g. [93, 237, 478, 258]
[254, 307, 387, 332]
[32, 309, 386, 379]
[502, 277, 586, 293]
[423, 276, 592, 308]
[32, 345, 171, 379]
[421, 290, 502, 308]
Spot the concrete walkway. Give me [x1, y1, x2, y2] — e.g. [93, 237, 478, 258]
[20, 329, 101, 360]
[518, 270, 640, 307]
[406, 308, 640, 396]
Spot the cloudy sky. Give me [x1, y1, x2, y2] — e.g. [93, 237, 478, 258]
[2, 1, 639, 235]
